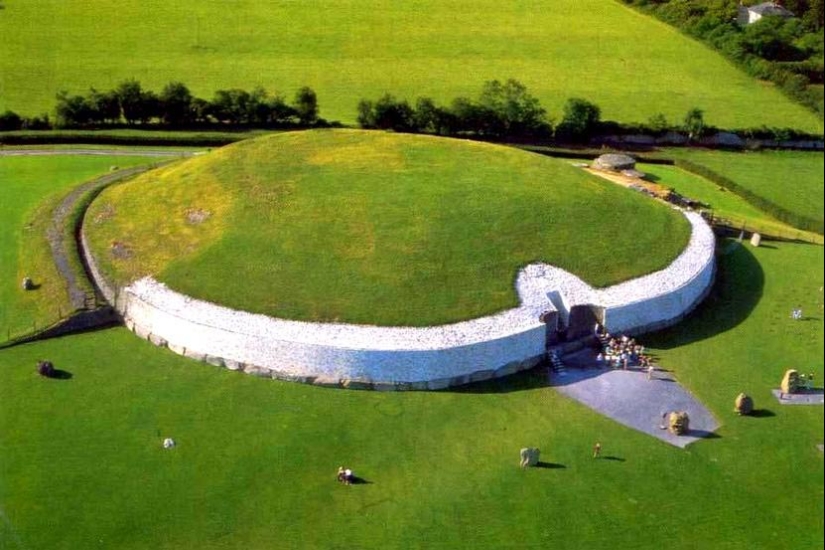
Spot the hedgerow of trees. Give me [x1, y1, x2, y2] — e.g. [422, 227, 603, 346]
[8, 80, 326, 130]
[357, 79, 553, 139]
[619, 0, 824, 116]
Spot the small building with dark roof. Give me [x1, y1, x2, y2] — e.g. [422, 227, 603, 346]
[738, 2, 795, 25]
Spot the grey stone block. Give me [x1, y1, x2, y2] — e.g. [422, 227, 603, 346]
[205, 355, 225, 368]
[184, 350, 206, 362]
[224, 359, 244, 371]
[469, 369, 495, 383]
[427, 377, 452, 391]
[494, 361, 522, 378]
[342, 379, 374, 390]
[148, 333, 168, 347]
[313, 376, 341, 388]
[167, 343, 187, 356]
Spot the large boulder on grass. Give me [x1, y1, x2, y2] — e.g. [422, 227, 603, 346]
[519, 447, 540, 468]
[37, 360, 55, 378]
[668, 411, 690, 435]
[780, 369, 800, 395]
[734, 393, 754, 415]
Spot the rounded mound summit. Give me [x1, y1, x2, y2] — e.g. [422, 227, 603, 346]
[85, 130, 690, 326]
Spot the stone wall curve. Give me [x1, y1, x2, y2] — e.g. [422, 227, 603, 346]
[80, 210, 715, 389]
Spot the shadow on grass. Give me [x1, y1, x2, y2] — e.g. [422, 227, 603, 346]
[49, 369, 73, 380]
[599, 456, 626, 462]
[350, 476, 372, 485]
[534, 461, 566, 469]
[450, 366, 552, 394]
[747, 409, 776, 418]
[646, 242, 764, 350]
[688, 430, 721, 439]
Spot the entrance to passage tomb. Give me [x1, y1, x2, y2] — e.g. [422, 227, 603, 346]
[540, 310, 560, 348]
[566, 305, 604, 340]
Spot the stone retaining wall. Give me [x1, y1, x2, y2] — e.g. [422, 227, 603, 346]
[80, 211, 715, 389]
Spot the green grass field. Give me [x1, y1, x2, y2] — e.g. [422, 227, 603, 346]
[667, 149, 825, 230]
[0, 0, 821, 132]
[0, 154, 160, 342]
[0, 239, 821, 550]
[637, 163, 822, 243]
[85, 130, 691, 326]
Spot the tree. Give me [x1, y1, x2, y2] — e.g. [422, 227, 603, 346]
[293, 86, 318, 125]
[449, 96, 485, 135]
[478, 79, 550, 137]
[372, 94, 415, 131]
[0, 110, 22, 131]
[683, 107, 706, 141]
[647, 113, 669, 133]
[413, 97, 444, 134]
[55, 91, 93, 127]
[87, 88, 120, 125]
[269, 94, 296, 125]
[557, 97, 601, 141]
[159, 81, 194, 126]
[115, 79, 146, 125]
[356, 99, 375, 128]
[210, 89, 250, 124]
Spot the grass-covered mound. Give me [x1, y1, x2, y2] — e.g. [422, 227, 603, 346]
[86, 130, 690, 326]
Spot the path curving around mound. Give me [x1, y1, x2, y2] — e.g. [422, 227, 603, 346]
[80, 205, 716, 389]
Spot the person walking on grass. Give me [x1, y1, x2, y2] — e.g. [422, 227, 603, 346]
[593, 442, 601, 459]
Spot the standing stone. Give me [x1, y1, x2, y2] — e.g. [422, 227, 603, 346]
[519, 447, 540, 468]
[734, 393, 754, 415]
[22, 277, 34, 290]
[780, 369, 800, 395]
[750, 233, 762, 247]
[668, 411, 690, 435]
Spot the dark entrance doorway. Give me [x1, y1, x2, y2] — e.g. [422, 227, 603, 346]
[566, 305, 605, 341]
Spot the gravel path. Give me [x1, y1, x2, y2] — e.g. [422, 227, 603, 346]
[34, 150, 197, 311]
[552, 350, 719, 448]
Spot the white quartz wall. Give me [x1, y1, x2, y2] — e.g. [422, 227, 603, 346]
[81, 210, 715, 387]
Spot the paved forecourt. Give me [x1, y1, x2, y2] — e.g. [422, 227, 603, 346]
[82, 211, 715, 389]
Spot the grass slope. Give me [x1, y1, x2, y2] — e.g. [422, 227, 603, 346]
[0, 0, 821, 132]
[0, 241, 821, 550]
[638, 162, 822, 243]
[86, 130, 691, 325]
[0, 154, 160, 342]
[667, 149, 825, 229]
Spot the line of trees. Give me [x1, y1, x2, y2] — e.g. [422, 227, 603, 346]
[1, 80, 326, 130]
[355, 79, 722, 143]
[357, 80, 554, 139]
[620, 0, 824, 117]
[357, 81, 824, 145]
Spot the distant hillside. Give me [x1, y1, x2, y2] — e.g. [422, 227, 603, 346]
[0, 0, 821, 132]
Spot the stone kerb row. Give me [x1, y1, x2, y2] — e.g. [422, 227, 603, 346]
[80, 211, 715, 390]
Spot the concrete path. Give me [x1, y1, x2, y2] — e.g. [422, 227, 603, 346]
[770, 389, 824, 405]
[551, 350, 719, 448]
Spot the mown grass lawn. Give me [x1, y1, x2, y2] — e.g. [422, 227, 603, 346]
[667, 149, 825, 230]
[637, 162, 821, 242]
[0, 154, 160, 342]
[85, 130, 691, 326]
[0, 0, 821, 132]
[0, 239, 821, 550]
